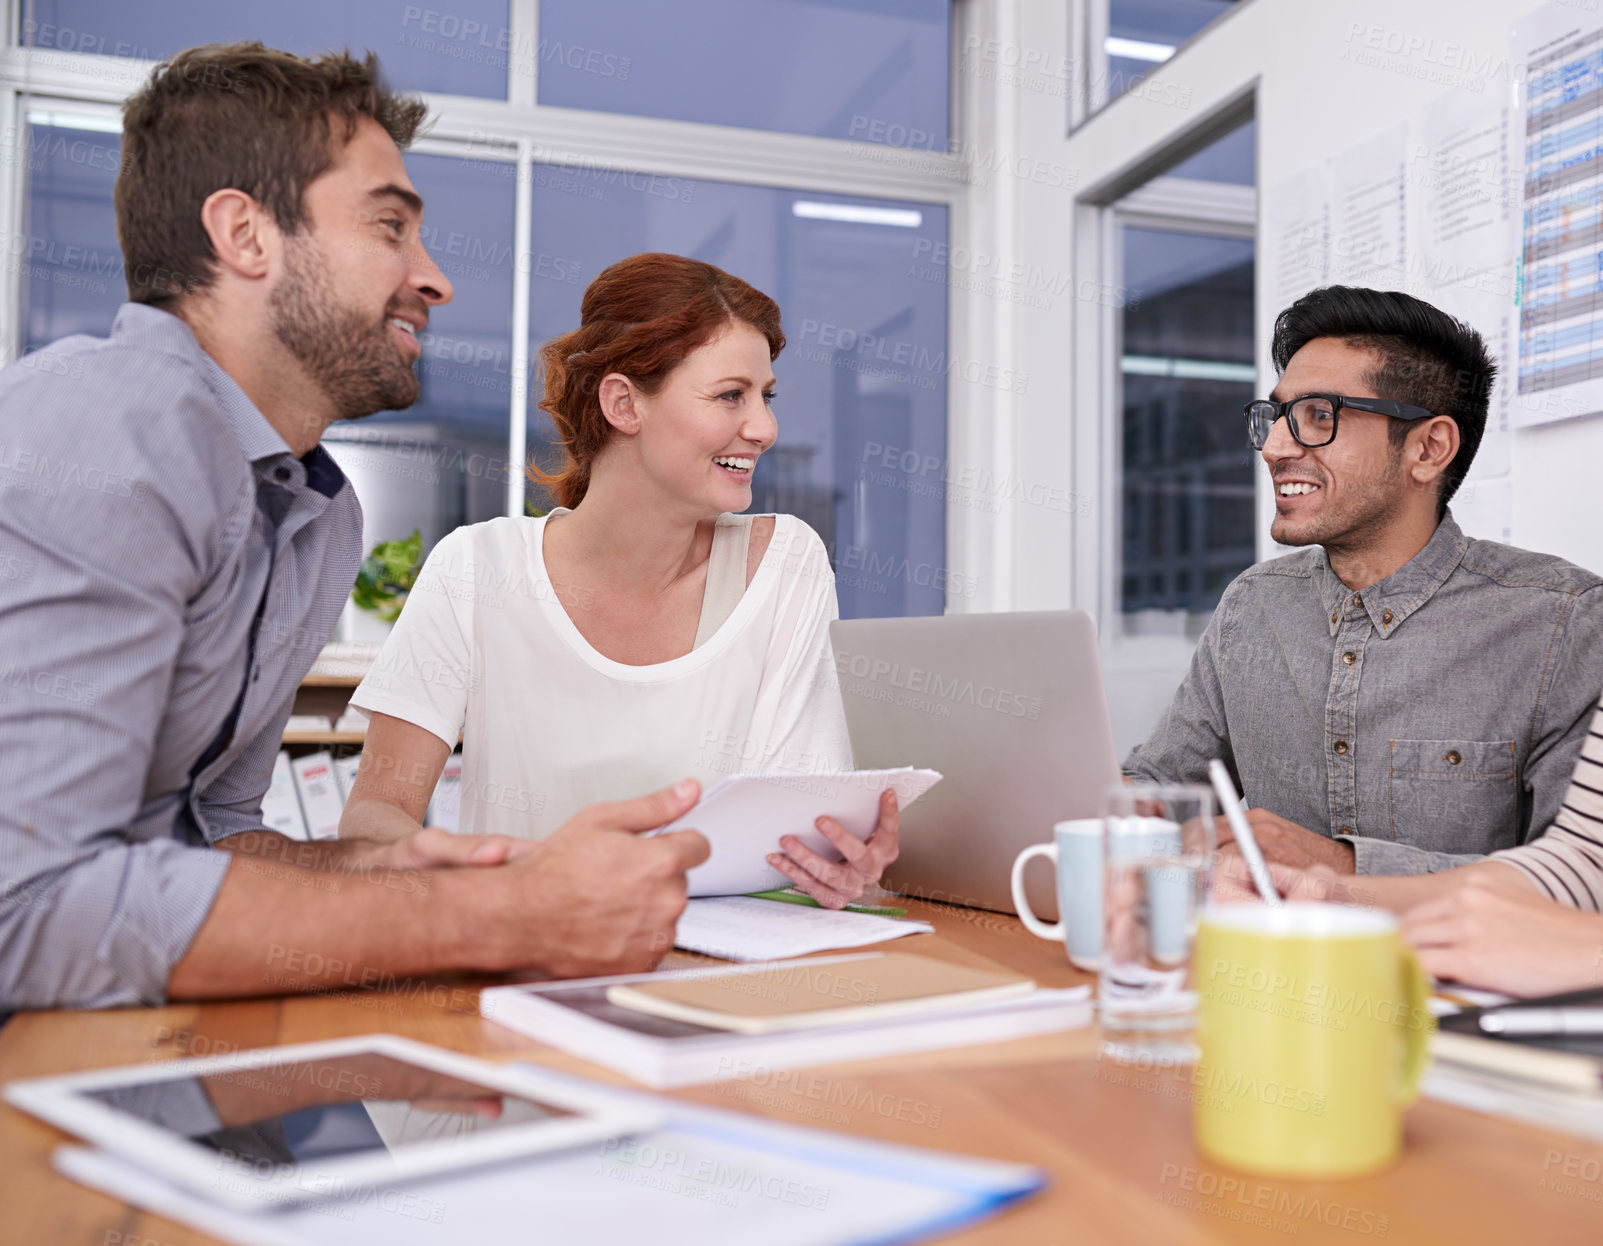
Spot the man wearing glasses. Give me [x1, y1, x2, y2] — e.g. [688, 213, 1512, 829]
[1125, 285, 1603, 876]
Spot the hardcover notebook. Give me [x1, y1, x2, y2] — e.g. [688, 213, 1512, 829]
[479, 954, 1091, 1088]
[604, 952, 1034, 1035]
[1435, 986, 1603, 1094]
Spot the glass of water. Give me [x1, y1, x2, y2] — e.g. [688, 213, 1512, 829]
[1099, 783, 1215, 1064]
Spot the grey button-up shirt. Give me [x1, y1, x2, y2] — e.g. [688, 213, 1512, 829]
[0, 304, 362, 1009]
[1124, 513, 1603, 874]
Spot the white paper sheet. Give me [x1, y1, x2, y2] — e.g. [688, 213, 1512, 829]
[655, 768, 942, 897]
[675, 897, 934, 962]
[1266, 164, 1331, 312]
[1448, 475, 1512, 545]
[1330, 127, 1407, 289]
[1427, 277, 1514, 479]
[1424, 1064, 1603, 1142]
[1414, 91, 1516, 287]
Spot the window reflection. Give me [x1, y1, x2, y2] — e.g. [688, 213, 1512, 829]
[19, 121, 124, 352]
[538, 0, 950, 147]
[22, 1, 512, 100]
[1104, 0, 1238, 109]
[1118, 227, 1256, 628]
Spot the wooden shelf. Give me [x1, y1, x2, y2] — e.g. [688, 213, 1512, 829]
[300, 672, 366, 688]
[281, 730, 367, 746]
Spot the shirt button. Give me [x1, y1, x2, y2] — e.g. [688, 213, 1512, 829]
[1444, 750, 1463, 766]
[1342, 652, 1356, 667]
[1351, 594, 1363, 607]
[1382, 608, 1393, 625]
[1339, 825, 1350, 835]
[1331, 610, 1339, 625]
[273, 466, 291, 483]
[1334, 740, 1349, 756]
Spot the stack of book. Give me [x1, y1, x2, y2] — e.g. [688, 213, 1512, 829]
[481, 950, 1092, 1089]
[1425, 987, 1603, 1141]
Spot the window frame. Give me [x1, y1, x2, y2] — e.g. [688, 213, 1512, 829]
[1068, 0, 1249, 130]
[1069, 102, 1257, 650]
[0, 0, 981, 607]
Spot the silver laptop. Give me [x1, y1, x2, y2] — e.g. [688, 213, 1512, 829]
[829, 611, 1120, 920]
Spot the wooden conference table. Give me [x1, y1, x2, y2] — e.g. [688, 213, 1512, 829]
[1, 897, 1598, 1245]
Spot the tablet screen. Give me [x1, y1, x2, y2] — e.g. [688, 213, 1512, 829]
[84, 1052, 574, 1169]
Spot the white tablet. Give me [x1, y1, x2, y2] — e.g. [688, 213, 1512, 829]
[4, 1033, 661, 1210]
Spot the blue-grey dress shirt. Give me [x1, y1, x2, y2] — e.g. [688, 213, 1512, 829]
[0, 304, 362, 1009]
[1124, 513, 1603, 874]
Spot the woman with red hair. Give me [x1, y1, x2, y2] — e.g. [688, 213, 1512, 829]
[341, 253, 899, 907]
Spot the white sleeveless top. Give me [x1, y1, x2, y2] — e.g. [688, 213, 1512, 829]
[349, 511, 852, 840]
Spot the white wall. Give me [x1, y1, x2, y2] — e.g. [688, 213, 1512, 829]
[1048, 0, 1603, 577]
[975, 0, 1603, 752]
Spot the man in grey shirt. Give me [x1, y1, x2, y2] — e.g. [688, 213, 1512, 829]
[0, 45, 707, 1011]
[1125, 286, 1603, 876]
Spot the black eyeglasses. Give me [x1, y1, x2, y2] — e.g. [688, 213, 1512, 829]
[1244, 394, 1439, 451]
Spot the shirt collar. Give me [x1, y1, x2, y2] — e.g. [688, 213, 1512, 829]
[109, 304, 349, 501]
[1316, 511, 1468, 639]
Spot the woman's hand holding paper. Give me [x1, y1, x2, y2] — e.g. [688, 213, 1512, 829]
[767, 788, 901, 908]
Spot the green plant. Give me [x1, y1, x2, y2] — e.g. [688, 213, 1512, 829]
[350, 529, 423, 623]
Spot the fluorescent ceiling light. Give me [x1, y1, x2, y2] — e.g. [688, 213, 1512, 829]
[26, 109, 121, 134]
[792, 201, 922, 228]
[1105, 36, 1176, 63]
[1123, 354, 1255, 383]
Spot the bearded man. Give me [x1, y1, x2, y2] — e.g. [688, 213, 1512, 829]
[0, 43, 706, 1012]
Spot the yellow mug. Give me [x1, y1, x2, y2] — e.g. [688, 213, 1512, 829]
[1193, 902, 1433, 1179]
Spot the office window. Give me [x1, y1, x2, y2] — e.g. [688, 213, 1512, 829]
[1089, 0, 1238, 115]
[1165, 120, 1253, 185]
[10, 3, 962, 621]
[21, 1, 512, 99]
[18, 120, 123, 352]
[537, 0, 950, 147]
[1114, 123, 1255, 634]
[525, 167, 949, 618]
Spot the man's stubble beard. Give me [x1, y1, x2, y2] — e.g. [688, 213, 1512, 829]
[1270, 442, 1407, 554]
[269, 238, 421, 421]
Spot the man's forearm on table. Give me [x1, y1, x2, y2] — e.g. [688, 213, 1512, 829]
[167, 854, 501, 999]
[215, 829, 408, 873]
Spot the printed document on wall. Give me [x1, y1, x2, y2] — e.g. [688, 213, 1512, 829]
[1330, 127, 1407, 290]
[1514, 10, 1603, 428]
[1415, 91, 1516, 289]
[1266, 164, 1331, 313]
[1430, 278, 1512, 480]
[1450, 476, 1513, 546]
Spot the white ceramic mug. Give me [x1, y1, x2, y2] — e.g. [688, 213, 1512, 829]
[1013, 817, 1183, 970]
[1011, 819, 1106, 970]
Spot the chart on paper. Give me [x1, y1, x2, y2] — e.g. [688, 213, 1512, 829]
[1518, 14, 1603, 424]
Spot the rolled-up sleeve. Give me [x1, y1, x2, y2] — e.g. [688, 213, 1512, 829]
[0, 371, 231, 1009]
